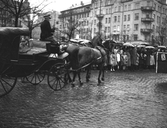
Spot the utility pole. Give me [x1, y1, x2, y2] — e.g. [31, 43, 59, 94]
[96, 0, 104, 35]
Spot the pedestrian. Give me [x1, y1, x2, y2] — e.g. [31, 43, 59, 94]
[109, 51, 117, 71]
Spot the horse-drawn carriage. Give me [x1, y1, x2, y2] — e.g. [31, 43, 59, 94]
[0, 27, 113, 98]
[0, 27, 70, 98]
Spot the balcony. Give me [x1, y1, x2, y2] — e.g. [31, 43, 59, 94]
[141, 28, 153, 33]
[141, 6, 155, 11]
[141, 18, 154, 22]
[96, 14, 104, 21]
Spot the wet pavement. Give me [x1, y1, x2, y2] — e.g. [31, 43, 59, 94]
[1, 69, 167, 128]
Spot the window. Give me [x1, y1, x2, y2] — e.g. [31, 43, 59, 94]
[118, 15, 120, 22]
[106, 18, 108, 24]
[105, 27, 107, 32]
[128, 4, 131, 10]
[108, 17, 111, 23]
[135, 2, 140, 9]
[114, 16, 117, 22]
[153, 14, 155, 19]
[106, 9, 108, 14]
[94, 28, 96, 33]
[134, 34, 138, 41]
[127, 24, 130, 31]
[94, 19, 96, 25]
[124, 5, 127, 11]
[113, 25, 116, 31]
[152, 25, 155, 31]
[134, 24, 139, 31]
[154, 3, 156, 10]
[108, 27, 110, 33]
[128, 14, 130, 21]
[115, 6, 117, 12]
[124, 15, 126, 21]
[157, 16, 160, 24]
[118, 6, 121, 11]
[124, 25, 126, 30]
[134, 13, 139, 20]
[147, 1, 151, 6]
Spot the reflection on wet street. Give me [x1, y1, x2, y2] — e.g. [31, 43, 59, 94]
[0, 70, 167, 128]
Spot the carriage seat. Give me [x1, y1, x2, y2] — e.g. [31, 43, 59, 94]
[0, 27, 29, 36]
[31, 40, 50, 49]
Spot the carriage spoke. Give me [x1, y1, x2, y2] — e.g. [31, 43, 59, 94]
[47, 63, 67, 91]
[26, 72, 45, 85]
[1, 78, 13, 88]
[0, 80, 7, 93]
[0, 76, 17, 98]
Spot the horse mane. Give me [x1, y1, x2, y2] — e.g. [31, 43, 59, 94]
[91, 35, 102, 48]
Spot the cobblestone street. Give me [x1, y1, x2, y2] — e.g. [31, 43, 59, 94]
[0, 69, 167, 128]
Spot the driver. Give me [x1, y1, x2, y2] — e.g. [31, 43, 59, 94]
[40, 14, 62, 54]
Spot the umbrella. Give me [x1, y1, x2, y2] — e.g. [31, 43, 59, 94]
[145, 46, 155, 49]
[70, 39, 79, 43]
[123, 42, 134, 47]
[130, 41, 149, 46]
[158, 46, 166, 49]
[137, 45, 146, 48]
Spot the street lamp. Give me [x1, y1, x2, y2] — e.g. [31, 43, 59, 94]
[96, 0, 104, 35]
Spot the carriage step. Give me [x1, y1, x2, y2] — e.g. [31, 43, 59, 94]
[10, 59, 40, 65]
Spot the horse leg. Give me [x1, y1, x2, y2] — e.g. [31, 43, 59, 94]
[71, 71, 77, 87]
[86, 65, 91, 82]
[98, 65, 102, 84]
[101, 65, 105, 81]
[77, 69, 83, 86]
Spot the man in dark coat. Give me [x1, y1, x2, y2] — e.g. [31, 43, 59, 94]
[40, 14, 63, 54]
[40, 14, 57, 44]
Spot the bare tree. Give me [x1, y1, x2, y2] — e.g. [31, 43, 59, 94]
[21, 2, 50, 38]
[0, 0, 49, 28]
[0, 0, 31, 27]
[58, 12, 86, 41]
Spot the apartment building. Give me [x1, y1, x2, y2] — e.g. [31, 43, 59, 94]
[91, 0, 167, 44]
[59, 0, 167, 45]
[59, 2, 92, 40]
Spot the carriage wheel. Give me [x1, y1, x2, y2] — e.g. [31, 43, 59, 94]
[47, 63, 68, 91]
[25, 71, 45, 85]
[0, 75, 17, 98]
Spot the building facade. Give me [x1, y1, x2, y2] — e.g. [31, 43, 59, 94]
[59, 2, 92, 40]
[59, 0, 167, 45]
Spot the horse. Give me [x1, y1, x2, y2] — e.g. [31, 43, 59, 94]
[62, 36, 113, 86]
[61, 40, 107, 86]
[84, 35, 110, 83]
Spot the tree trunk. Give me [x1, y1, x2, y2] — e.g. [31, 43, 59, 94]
[29, 30, 32, 38]
[160, 36, 164, 45]
[15, 17, 19, 27]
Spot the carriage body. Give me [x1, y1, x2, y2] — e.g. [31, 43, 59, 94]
[0, 27, 69, 98]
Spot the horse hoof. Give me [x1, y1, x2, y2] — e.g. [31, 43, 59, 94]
[79, 82, 83, 87]
[86, 79, 90, 82]
[98, 80, 101, 84]
[71, 83, 75, 87]
[101, 78, 104, 81]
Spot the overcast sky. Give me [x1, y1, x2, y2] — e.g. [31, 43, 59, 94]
[29, 0, 91, 12]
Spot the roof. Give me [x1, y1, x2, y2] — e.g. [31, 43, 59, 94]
[0, 27, 29, 36]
